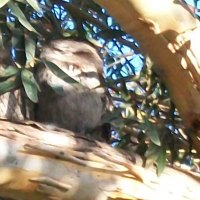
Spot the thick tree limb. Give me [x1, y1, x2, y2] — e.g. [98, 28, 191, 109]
[0, 119, 199, 200]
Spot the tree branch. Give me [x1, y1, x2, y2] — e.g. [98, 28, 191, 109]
[0, 119, 199, 200]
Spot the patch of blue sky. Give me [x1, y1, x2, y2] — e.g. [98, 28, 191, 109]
[107, 16, 115, 27]
[196, 0, 200, 15]
[130, 55, 144, 74]
[185, 0, 200, 15]
[185, 0, 195, 6]
[52, 4, 75, 30]
[106, 38, 143, 72]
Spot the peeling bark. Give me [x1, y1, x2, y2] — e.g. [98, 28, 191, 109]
[0, 119, 199, 200]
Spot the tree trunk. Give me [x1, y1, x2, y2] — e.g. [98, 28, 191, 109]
[94, 0, 200, 151]
[0, 119, 199, 200]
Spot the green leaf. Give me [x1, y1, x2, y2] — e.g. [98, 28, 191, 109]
[156, 148, 167, 176]
[0, 75, 21, 94]
[42, 60, 84, 89]
[62, 30, 77, 38]
[86, 36, 102, 47]
[145, 143, 167, 175]
[25, 32, 37, 67]
[21, 69, 40, 103]
[141, 118, 161, 146]
[8, 2, 37, 33]
[0, 66, 19, 78]
[26, 0, 42, 13]
[0, 0, 9, 8]
[145, 143, 160, 162]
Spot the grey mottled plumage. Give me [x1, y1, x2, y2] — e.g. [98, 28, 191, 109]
[35, 40, 105, 133]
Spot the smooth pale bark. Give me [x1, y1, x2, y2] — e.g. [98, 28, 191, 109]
[94, 0, 200, 149]
[0, 119, 199, 200]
